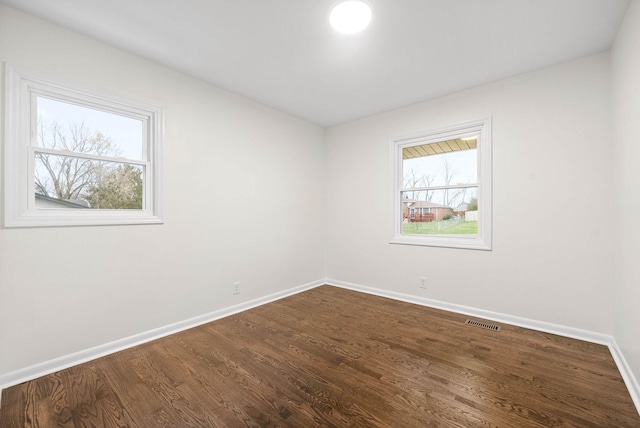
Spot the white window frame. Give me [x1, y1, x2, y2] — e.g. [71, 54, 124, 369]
[3, 64, 163, 227]
[389, 117, 492, 250]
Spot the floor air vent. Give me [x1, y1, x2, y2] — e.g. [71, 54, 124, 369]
[465, 319, 501, 331]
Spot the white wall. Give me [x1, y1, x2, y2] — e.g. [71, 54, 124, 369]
[0, 6, 325, 376]
[325, 53, 614, 334]
[612, 0, 640, 386]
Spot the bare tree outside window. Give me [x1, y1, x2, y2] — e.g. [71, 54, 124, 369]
[401, 140, 478, 235]
[403, 168, 434, 202]
[34, 96, 145, 210]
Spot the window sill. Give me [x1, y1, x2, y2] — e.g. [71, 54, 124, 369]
[4, 210, 164, 228]
[389, 234, 491, 251]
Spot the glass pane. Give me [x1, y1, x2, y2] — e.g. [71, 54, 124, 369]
[37, 96, 143, 160]
[403, 143, 477, 188]
[401, 189, 478, 235]
[35, 153, 144, 210]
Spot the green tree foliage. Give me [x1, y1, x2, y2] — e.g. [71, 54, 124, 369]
[467, 198, 478, 211]
[85, 164, 143, 209]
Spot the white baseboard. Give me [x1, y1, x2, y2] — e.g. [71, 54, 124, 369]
[1, 278, 638, 416]
[324, 279, 611, 343]
[609, 338, 640, 412]
[0, 279, 324, 400]
[324, 278, 640, 414]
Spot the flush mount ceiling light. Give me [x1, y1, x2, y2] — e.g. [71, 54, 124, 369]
[330, 1, 372, 34]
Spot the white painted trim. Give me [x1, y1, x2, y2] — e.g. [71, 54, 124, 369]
[324, 278, 640, 414]
[0, 279, 324, 400]
[609, 338, 640, 412]
[389, 117, 492, 251]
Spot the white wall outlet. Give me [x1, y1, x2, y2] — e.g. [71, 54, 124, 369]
[233, 281, 240, 295]
[419, 276, 427, 289]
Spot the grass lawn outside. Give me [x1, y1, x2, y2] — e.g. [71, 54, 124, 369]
[403, 220, 477, 235]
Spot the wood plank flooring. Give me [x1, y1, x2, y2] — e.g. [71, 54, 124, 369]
[1, 285, 639, 427]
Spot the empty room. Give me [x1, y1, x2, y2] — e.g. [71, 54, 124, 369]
[1, 0, 640, 426]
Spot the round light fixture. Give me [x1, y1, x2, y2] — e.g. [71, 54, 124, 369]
[330, 1, 372, 34]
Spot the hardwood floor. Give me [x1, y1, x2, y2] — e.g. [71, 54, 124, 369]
[1, 285, 639, 427]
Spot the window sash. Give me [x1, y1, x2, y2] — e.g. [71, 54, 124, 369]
[31, 90, 150, 157]
[33, 147, 150, 166]
[401, 183, 478, 192]
[31, 150, 148, 210]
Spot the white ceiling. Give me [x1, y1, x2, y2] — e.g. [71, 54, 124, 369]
[0, 0, 630, 127]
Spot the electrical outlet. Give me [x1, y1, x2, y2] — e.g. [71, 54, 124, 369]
[233, 282, 240, 295]
[419, 276, 427, 289]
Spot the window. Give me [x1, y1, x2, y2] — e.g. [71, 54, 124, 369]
[4, 64, 163, 227]
[390, 118, 492, 250]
